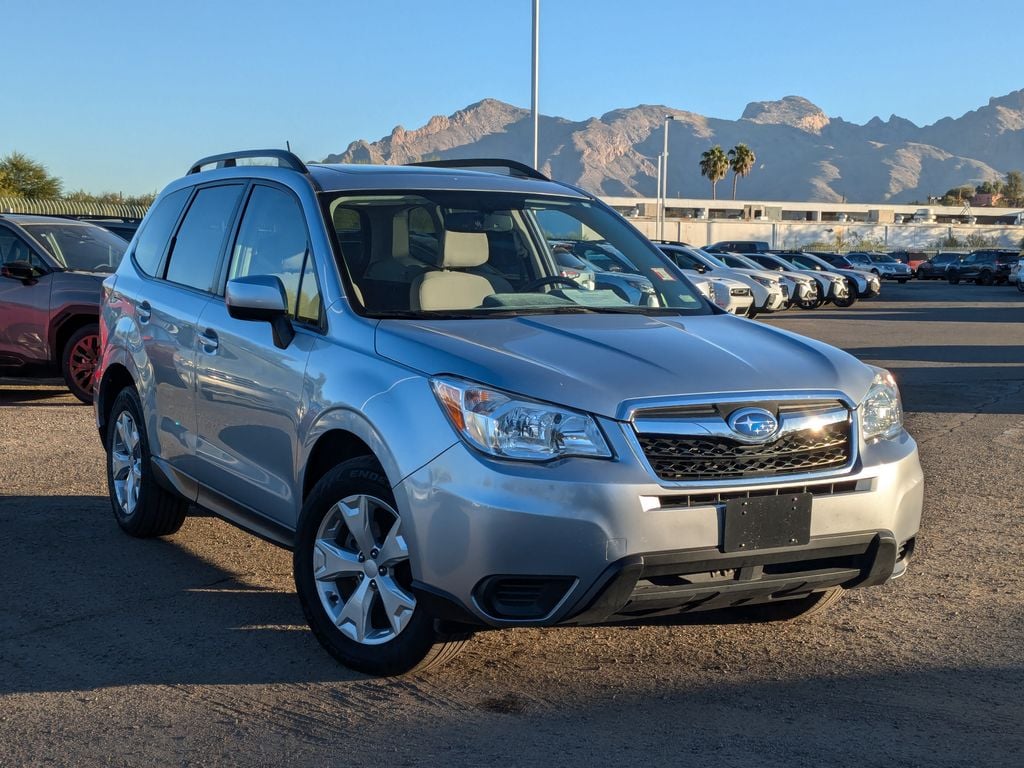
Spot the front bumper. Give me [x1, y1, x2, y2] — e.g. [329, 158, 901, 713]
[395, 426, 923, 629]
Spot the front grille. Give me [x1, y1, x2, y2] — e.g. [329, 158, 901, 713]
[730, 287, 752, 296]
[637, 420, 851, 481]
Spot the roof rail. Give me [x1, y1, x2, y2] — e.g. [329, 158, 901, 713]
[188, 149, 309, 176]
[406, 158, 549, 182]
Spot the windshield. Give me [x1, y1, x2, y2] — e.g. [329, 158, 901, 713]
[22, 223, 127, 273]
[793, 253, 833, 271]
[869, 254, 897, 263]
[721, 253, 764, 270]
[322, 191, 710, 318]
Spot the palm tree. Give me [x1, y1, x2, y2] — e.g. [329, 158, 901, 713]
[727, 144, 756, 200]
[699, 146, 730, 200]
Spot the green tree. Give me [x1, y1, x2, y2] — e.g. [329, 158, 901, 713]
[727, 144, 756, 200]
[0, 152, 62, 198]
[1004, 170, 1024, 207]
[699, 145, 730, 200]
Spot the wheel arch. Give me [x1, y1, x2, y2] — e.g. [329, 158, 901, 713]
[301, 420, 394, 504]
[49, 307, 98, 364]
[96, 362, 135, 439]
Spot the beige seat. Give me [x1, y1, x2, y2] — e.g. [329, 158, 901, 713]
[411, 231, 495, 311]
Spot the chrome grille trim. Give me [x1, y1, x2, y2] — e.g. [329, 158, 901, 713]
[621, 390, 860, 488]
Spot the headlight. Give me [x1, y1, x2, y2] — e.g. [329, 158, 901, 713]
[431, 377, 612, 461]
[753, 276, 773, 286]
[860, 368, 903, 441]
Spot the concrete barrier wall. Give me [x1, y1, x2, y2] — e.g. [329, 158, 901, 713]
[630, 218, 1024, 250]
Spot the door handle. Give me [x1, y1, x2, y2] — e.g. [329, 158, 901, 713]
[136, 300, 152, 323]
[199, 328, 219, 353]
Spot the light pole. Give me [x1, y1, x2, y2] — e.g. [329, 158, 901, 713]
[656, 155, 663, 240]
[531, 0, 540, 170]
[660, 114, 674, 240]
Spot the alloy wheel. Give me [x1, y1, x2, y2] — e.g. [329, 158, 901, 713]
[110, 411, 143, 516]
[313, 494, 416, 645]
[68, 333, 99, 395]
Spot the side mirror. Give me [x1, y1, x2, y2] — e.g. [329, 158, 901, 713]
[226, 275, 294, 349]
[695, 263, 707, 273]
[1, 261, 40, 285]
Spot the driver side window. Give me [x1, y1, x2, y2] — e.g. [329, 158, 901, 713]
[0, 230, 45, 270]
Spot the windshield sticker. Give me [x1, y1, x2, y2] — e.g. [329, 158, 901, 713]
[651, 267, 675, 281]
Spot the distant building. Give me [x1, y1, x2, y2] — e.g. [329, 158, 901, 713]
[971, 192, 1002, 207]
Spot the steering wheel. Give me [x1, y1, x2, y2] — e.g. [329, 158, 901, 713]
[518, 276, 580, 292]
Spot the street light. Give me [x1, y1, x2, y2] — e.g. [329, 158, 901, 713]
[531, 0, 540, 169]
[660, 114, 674, 239]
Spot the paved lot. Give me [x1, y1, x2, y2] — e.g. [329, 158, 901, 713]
[1, 281, 1022, 767]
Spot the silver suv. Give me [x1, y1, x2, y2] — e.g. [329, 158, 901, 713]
[95, 151, 923, 676]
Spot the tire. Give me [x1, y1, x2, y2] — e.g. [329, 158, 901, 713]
[732, 588, 844, 622]
[796, 296, 824, 310]
[915, 268, 924, 279]
[1017, 279, 1024, 294]
[897, 278, 908, 284]
[978, 270, 994, 286]
[747, 306, 759, 319]
[106, 387, 188, 537]
[62, 323, 100, 404]
[831, 281, 857, 308]
[948, 276, 960, 285]
[294, 457, 470, 676]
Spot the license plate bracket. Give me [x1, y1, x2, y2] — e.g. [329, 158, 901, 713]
[722, 493, 812, 553]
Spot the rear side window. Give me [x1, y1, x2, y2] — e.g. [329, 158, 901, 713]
[165, 185, 244, 292]
[133, 188, 190, 276]
[229, 185, 321, 323]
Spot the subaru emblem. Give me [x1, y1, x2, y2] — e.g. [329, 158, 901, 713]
[727, 407, 779, 441]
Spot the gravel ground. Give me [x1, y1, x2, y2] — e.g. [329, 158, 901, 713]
[1, 281, 1022, 767]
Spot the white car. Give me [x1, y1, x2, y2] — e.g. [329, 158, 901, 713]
[686, 274, 753, 316]
[718, 252, 820, 309]
[658, 244, 788, 314]
[1011, 260, 1023, 292]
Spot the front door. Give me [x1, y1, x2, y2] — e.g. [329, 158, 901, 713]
[0, 227, 54, 368]
[193, 184, 323, 525]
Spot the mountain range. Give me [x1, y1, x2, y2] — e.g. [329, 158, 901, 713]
[325, 90, 1024, 203]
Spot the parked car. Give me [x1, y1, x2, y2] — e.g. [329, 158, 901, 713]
[657, 243, 788, 315]
[888, 251, 929, 272]
[947, 250, 1020, 285]
[845, 252, 912, 283]
[0, 214, 128, 402]
[717, 252, 815, 308]
[747, 253, 852, 308]
[550, 249, 597, 290]
[82, 218, 142, 242]
[1010, 259, 1023, 292]
[812, 253, 882, 297]
[556, 240, 660, 306]
[915, 252, 964, 280]
[704, 240, 771, 255]
[95, 150, 922, 676]
[776, 252, 868, 305]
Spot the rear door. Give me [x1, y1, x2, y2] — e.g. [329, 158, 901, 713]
[126, 183, 245, 475]
[192, 183, 322, 524]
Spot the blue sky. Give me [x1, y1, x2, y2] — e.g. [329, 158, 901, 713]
[5, 0, 1022, 195]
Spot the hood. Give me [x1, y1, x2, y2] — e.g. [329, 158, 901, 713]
[376, 314, 874, 420]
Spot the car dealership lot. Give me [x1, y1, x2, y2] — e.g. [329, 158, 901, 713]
[1, 282, 1022, 767]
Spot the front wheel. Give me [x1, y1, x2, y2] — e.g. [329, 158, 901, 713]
[832, 281, 857, 308]
[106, 387, 188, 537]
[731, 588, 844, 622]
[1017, 279, 1024, 293]
[977, 270, 994, 286]
[62, 323, 100, 404]
[294, 457, 469, 676]
[948, 276, 960, 285]
[796, 295, 824, 310]
[897, 278, 908, 284]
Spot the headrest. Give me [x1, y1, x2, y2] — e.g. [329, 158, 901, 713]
[442, 231, 489, 269]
